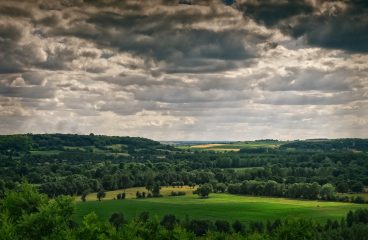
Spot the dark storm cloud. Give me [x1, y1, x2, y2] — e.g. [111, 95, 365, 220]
[0, 0, 266, 75]
[240, 0, 314, 27]
[240, 0, 368, 52]
[0, 0, 367, 139]
[0, 19, 46, 73]
[0, 5, 32, 18]
[0, 86, 55, 99]
[37, 1, 265, 73]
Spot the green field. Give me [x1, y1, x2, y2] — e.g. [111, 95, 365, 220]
[75, 193, 366, 224]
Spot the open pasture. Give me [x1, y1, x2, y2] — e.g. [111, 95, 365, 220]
[75, 192, 365, 224]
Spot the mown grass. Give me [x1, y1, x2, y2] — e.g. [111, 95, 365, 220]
[75, 192, 366, 224]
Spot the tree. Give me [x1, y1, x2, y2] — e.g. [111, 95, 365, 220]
[194, 183, 213, 198]
[250, 221, 264, 233]
[215, 220, 231, 233]
[160, 214, 178, 230]
[152, 183, 161, 197]
[216, 183, 227, 193]
[117, 193, 126, 200]
[1, 183, 48, 221]
[81, 190, 89, 202]
[274, 219, 318, 240]
[0, 179, 5, 198]
[232, 220, 245, 234]
[336, 182, 349, 193]
[188, 220, 214, 236]
[137, 211, 150, 223]
[0, 183, 75, 240]
[320, 183, 336, 200]
[351, 181, 364, 193]
[109, 212, 125, 230]
[97, 190, 106, 201]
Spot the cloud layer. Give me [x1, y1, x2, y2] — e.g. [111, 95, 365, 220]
[0, 0, 367, 140]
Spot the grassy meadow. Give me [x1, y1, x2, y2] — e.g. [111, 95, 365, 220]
[75, 190, 366, 224]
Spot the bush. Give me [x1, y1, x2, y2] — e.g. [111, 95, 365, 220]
[352, 196, 366, 204]
[232, 220, 245, 234]
[109, 212, 125, 230]
[187, 220, 214, 236]
[116, 193, 125, 200]
[136, 191, 146, 199]
[170, 191, 186, 196]
[194, 183, 213, 198]
[215, 220, 231, 233]
[97, 190, 105, 201]
[160, 214, 179, 230]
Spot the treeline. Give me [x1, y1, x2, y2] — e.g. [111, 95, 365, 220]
[1, 157, 366, 198]
[0, 134, 368, 198]
[280, 138, 368, 152]
[0, 133, 166, 153]
[1, 183, 368, 240]
[226, 180, 367, 203]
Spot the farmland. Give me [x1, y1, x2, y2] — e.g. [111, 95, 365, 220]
[180, 140, 285, 152]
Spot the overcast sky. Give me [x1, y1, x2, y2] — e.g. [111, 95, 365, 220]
[0, 0, 367, 140]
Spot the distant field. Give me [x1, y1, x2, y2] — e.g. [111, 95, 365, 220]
[30, 144, 129, 156]
[75, 192, 366, 224]
[77, 186, 196, 202]
[191, 144, 225, 149]
[180, 141, 285, 151]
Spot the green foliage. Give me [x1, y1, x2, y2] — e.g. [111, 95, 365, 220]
[215, 219, 231, 233]
[109, 212, 126, 230]
[78, 212, 114, 240]
[0, 135, 31, 153]
[1, 183, 48, 221]
[195, 183, 213, 198]
[1, 185, 368, 239]
[321, 183, 336, 200]
[97, 190, 106, 201]
[232, 220, 245, 234]
[161, 214, 179, 230]
[0, 183, 74, 240]
[272, 219, 318, 240]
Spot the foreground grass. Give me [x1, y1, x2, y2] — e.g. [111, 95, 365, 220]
[75, 193, 366, 224]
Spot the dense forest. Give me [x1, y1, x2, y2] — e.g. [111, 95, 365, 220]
[0, 134, 368, 203]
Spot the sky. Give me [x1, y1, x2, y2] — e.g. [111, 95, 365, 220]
[0, 0, 367, 140]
